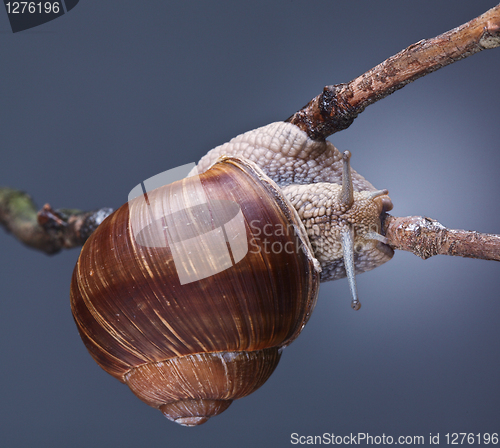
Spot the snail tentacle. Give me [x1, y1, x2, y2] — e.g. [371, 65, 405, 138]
[341, 228, 361, 310]
[368, 189, 389, 200]
[364, 232, 389, 245]
[340, 151, 354, 209]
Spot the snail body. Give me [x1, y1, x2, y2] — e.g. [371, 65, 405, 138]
[70, 122, 393, 425]
[193, 122, 394, 286]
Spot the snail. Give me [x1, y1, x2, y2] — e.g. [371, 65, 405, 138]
[70, 121, 394, 426]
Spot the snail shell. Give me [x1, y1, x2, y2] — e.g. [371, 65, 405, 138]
[70, 156, 320, 426]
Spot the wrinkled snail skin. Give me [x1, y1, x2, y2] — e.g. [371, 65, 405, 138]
[70, 122, 393, 425]
[194, 122, 395, 284]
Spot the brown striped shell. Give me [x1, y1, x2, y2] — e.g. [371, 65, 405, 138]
[70, 157, 320, 426]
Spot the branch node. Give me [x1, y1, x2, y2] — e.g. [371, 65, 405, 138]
[286, 3, 500, 140]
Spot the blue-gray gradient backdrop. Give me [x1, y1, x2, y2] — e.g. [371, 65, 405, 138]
[1, 1, 499, 447]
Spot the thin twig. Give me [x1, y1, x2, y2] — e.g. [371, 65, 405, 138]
[0, 187, 112, 254]
[287, 3, 500, 140]
[383, 215, 500, 262]
[2, 6, 500, 257]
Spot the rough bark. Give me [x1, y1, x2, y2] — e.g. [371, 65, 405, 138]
[383, 215, 500, 262]
[1, 5, 500, 260]
[0, 187, 112, 254]
[286, 3, 500, 140]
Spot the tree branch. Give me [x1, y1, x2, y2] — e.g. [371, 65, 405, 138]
[383, 215, 500, 262]
[2, 5, 500, 260]
[286, 3, 500, 140]
[0, 187, 112, 254]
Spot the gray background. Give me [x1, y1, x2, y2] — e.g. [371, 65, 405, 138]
[1, 1, 499, 447]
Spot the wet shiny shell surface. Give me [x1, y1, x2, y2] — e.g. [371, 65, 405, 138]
[70, 157, 320, 389]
